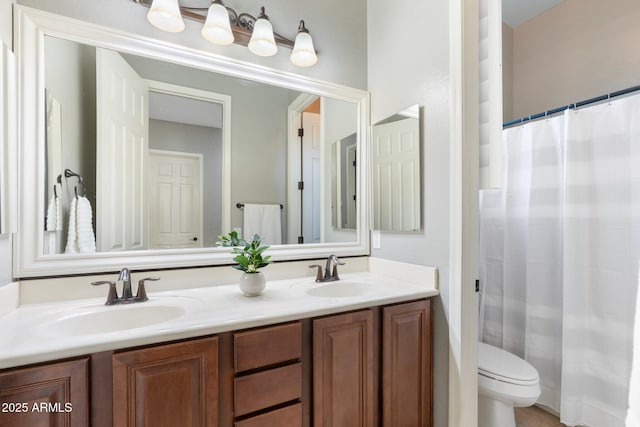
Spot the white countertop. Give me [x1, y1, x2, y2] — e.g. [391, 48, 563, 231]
[0, 260, 438, 369]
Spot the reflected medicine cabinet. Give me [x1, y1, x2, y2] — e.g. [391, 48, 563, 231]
[371, 105, 421, 232]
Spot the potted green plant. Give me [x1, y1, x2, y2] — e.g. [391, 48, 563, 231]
[217, 232, 271, 296]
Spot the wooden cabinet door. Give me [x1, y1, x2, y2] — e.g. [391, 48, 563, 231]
[0, 358, 89, 427]
[313, 310, 374, 427]
[112, 337, 218, 427]
[382, 299, 432, 427]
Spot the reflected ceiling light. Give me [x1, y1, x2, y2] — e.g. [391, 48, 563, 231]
[201, 0, 234, 45]
[290, 20, 318, 67]
[146, 0, 185, 33]
[247, 7, 277, 57]
[134, 0, 318, 67]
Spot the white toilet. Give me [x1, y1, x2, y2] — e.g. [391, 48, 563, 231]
[478, 342, 541, 427]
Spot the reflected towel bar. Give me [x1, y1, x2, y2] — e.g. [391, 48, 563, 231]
[236, 203, 284, 209]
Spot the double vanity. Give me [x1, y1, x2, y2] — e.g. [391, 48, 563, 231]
[0, 257, 438, 426]
[1, 6, 437, 427]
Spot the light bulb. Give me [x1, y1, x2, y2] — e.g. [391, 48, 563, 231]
[248, 8, 278, 57]
[290, 21, 317, 67]
[146, 0, 185, 33]
[201, 1, 234, 45]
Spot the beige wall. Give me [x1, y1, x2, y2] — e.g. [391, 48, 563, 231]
[501, 23, 513, 122]
[508, 0, 640, 120]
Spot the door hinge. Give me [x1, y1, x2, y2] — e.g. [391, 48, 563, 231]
[475, 279, 480, 292]
[298, 128, 304, 137]
[298, 236, 304, 244]
[298, 181, 304, 190]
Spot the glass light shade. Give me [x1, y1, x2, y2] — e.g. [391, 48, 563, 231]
[290, 32, 317, 67]
[248, 18, 278, 57]
[201, 3, 234, 45]
[147, 0, 185, 32]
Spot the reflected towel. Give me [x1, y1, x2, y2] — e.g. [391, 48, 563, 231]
[627, 267, 640, 427]
[45, 190, 62, 231]
[64, 196, 96, 254]
[243, 204, 282, 245]
[64, 196, 78, 254]
[76, 195, 96, 253]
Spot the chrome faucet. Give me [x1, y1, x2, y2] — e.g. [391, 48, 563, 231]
[309, 255, 345, 282]
[119, 267, 133, 300]
[92, 268, 159, 305]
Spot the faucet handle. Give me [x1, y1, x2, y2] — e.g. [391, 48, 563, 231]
[136, 277, 160, 301]
[308, 265, 323, 282]
[91, 280, 119, 305]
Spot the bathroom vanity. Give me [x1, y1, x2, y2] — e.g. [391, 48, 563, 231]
[0, 266, 436, 427]
[1, 6, 438, 427]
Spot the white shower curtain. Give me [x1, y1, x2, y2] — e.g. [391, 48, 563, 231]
[480, 93, 640, 427]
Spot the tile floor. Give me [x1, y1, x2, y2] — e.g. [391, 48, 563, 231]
[515, 406, 566, 427]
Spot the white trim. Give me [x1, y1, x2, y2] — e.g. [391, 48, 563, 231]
[13, 6, 370, 277]
[147, 80, 231, 233]
[449, 0, 480, 426]
[487, 0, 503, 189]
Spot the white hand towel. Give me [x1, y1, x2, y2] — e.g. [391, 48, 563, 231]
[55, 193, 62, 231]
[626, 267, 640, 427]
[243, 204, 282, 245]
[45, 194, 56, 231]
[45, 187, 62, 231]
[76, 195, 96, 253]
[64, 196, 78, 254]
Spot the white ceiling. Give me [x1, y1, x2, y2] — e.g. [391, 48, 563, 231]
[502, 0, 566, 27]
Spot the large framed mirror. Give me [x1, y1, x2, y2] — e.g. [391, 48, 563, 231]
[14, 6, 369, 277]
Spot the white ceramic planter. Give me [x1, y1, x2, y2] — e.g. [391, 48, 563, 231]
[238, 272, 266, 296]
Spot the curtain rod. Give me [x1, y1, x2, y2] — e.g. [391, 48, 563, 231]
[503, 84, 640, 128]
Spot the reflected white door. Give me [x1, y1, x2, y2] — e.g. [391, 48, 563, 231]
[96, 48, 148, 251]
[302, 112, 321, 243]
[372, 118, 420, 231]
[148, 150, 203, 249]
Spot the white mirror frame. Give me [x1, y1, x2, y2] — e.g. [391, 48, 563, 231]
[13, 6, 370, 277]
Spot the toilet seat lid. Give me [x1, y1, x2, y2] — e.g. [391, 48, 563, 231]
[478, 342, 539, 386]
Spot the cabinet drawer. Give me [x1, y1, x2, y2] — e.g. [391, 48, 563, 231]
[234, 363, 302, 416]
[234, 403, 302, 427]
[234, 322, 301, 372]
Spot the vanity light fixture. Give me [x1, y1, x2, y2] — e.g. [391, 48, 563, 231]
[134, 0, 318, 67]
[146, 0, 185, 32]
[290, 20, 318, 67]
[201, 0, 234, 45]
[247, 7, 277, 57]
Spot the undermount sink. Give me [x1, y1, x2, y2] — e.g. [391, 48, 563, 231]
[306, 281, 373, 298]
[35, 297, 202, 337]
